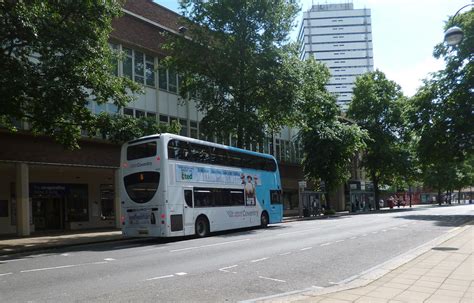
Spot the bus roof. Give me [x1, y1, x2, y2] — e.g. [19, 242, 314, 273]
[127, 133, 277, 160]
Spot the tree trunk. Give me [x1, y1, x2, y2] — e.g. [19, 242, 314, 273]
[372, 172, 380, 210]
[458, 189, 461, 204]
[437, 189, 442, 205]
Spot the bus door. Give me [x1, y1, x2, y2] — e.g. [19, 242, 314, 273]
[183, 188, 195, 235]
[269, 190, 283, 223]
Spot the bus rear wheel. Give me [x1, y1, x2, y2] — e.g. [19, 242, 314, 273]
[195, 216, 209, 237]
[261, 212, 269, 228]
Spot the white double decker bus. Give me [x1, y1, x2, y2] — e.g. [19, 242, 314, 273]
[120, 133, 283, 238]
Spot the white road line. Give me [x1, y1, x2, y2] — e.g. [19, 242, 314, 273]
[170, 239, 250, 252]
[335, 240, 345, 243]
[0, 258, 26, 263]
[140, 246, 167, 252]
[146, 274, 174, 281]
[0, 272, 13, 277]
[277, 228, 319, 236]
[20, 261, 107, 273]
[371, 231, 378, 234]
[279, 252, 292, 256]
[350, 237, 357, 240]
[251, 257, 268, 263]
[219, 265, 238, 273]
[175, 272, 187, 276]
[320, 242, 331, 246]
[300, 247, 312, 251]
[61, 253, 70, 256]
[382, 230, 387, 232]
[259, 276, 286, 283]
[104, 258, 116, 261]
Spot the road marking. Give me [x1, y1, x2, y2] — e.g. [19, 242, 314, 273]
[382, 230, 387, 232]
[361, 234, 368, 237]
[251, 257, 268, 263]
[175, 272, 187, 276]
[219, 265, 238, 273]
[61, 253, 70, 256]
[300, 247, 312, 251]
[350, 237, 357, 240]
[0, 272, 13, 277]
[277, 228, 319, 236]
[104, 258, 116, 261]
[146, 274, 174, 281]
[170, 239, 250, 252]
[21, 261, 108, 273]
[371, 231, 378, 234]
[140, 247, 167, 252]
[0, 258, 26, 263]
[312, 286, 323, 289]
[320, 242, 331, 246]
[279, 252, 292, 256]
[259, 276, 286, 283]
[335, 240, 345, 243]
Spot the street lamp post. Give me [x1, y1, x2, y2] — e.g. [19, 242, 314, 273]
[444, 3, 473, 46]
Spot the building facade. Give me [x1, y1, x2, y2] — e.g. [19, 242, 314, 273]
[298, 2, 373, 111]
[0, 0, 307, 236]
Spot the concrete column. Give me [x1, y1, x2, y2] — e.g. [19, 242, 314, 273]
[114, 168, 122, 229]
[16, 163, 30, 236]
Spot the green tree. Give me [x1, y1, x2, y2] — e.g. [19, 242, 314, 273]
[164, 0, 301, 147]
[347, 70, 409, 209]
[0, 0, 141, 149]
[299, 58, 367, 210]
[407, 10, 473, 202]
[95, 113, 181, 144]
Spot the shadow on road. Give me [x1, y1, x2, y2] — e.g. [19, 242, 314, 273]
[394, 214, 473, 227]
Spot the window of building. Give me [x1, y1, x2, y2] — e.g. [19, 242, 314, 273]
[107, 103, 119, 114]
[135, 110, 145, 118]
[66, 184, 89, 222]
[147, 112, 156, 120]
[145, 55, 155, 87]
[109, 43, 119, 76]
[179, 119, 188, 136]
[158, 65, 167, 90]
[168, 68, 177, 93]
[134, 50, 145, 84]
[159, 114, 169, 125]
[122, 48, 133, 80]
[123, 108, 134, 117]
[100, 184, 114, 220]
[190, 121, 198, 138]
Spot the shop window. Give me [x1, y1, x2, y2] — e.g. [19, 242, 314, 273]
[100, 184, 114, 220]
[66, 184, 89, 222]
[0, 200, 8, 217]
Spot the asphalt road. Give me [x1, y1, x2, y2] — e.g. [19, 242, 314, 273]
[0, 204, 472, 302]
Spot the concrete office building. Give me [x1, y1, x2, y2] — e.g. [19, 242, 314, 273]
[298, 2, 373, 111]
[0, 0, 307, 236]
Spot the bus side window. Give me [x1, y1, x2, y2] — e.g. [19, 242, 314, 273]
[270, 190, 282, 204]
[184, 189, 193, 208]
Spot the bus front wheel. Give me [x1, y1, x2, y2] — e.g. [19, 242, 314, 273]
[261, 212, 269, 228]
[195, 216, 209, 237]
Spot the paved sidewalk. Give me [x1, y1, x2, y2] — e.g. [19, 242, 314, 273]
[256, 224, 473, 303]
[0, 229, 123, 256]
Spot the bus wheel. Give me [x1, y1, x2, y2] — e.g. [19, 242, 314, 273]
[195, 216, 209, 237]
[261, 212, 269, 228]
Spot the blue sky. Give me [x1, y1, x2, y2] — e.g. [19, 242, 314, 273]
[157, 0, 469, 97]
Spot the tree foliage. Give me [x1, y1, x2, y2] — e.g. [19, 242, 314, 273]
[299, 58, 367, 208]
[95, 113, 181, 144]
[406, 10, 473, 197]
[164, 0, 301, 147]
[347, 70, 409, 208]
[0, 0, 141, 149]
